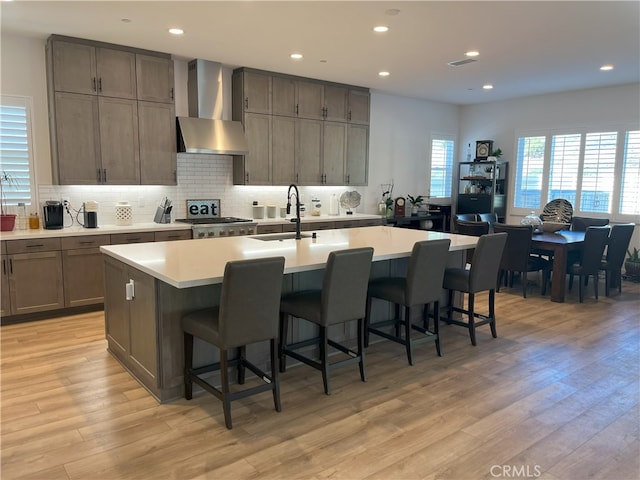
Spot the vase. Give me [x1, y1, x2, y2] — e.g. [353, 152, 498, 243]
[1, 214, 16, 231]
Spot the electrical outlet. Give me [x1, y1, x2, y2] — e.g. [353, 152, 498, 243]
[62, 198, 70, 208]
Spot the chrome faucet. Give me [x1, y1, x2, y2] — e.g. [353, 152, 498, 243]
[287, 184, 302, 240]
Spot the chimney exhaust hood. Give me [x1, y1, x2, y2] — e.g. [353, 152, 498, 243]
[177, 59, 248, 155]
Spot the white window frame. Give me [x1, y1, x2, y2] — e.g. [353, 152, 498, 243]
[0, 95, 37, 210]
[428, 133, 456, 199]
[512, 123, 640, 224]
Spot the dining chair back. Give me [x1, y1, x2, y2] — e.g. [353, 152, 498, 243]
[570, 216, 609, 232]
[181, 256, 286, 429]
[455, 213, 479, 222]
[567, 226, 610, 302]
[279, 247, 374, 394]
[478, 212, 499, 228]
[600, 223, 635, 296]
[493, 223, 551, 297]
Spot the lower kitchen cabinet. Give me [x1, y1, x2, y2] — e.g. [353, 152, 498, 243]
[256, 224, 283, 234]
[4, 238, 64, 315]
[1, 246, 10, 317]
[104, 256, 159, 392]
[154, 230, 192, 242]
[61, 235, 112, 307]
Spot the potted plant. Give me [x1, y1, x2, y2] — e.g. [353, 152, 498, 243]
[625, 247, 640, 277]
[407, 194, 424, 216]
[1, 171, 18, 231]
[484, 166, 493, 179]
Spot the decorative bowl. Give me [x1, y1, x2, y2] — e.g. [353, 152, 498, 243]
[541, 221, 570, 233]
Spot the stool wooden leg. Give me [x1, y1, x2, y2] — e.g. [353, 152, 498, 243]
[404, 306, 413, 366]
[468, 293, 476, 346]
[184, 332, 194, 400]
[357, 318, 366, 382]
[489, 289, 497, 338]
[279, 313, 289, 373]
[220, 349, 233, 429]
[237, 345, 246, 384]
[434, 301, 442, 357]
[270, 339, 282, 412]
[320, 326, 330, 395]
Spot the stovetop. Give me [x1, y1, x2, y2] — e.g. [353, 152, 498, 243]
[175, 217, 254, 225]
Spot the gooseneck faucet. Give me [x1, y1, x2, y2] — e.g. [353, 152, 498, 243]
[287, 184, 302, 240]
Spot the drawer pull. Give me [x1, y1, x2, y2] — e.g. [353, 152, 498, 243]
[26, 244, 45, 248]
[79, 241, 95, 245]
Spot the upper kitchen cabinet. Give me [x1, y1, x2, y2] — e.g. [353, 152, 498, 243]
[233, 113, 272, 185]
[46, 35, 176, 185]
[348, 89, 370, 125]
[136, 55, 174, 103]
[346, 124, 369, 185]
[138, 101, 177, 184]
[50, 40, 137, 99]
[323, 85, 349, 122]
[296, 80, 325, 120]
[272, 75, 296, 117]
[232, 69, 272, 115]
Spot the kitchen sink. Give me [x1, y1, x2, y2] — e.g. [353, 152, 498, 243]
[252, 233, 311, 241]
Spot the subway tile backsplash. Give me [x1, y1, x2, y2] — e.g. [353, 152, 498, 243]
[38, 154, 365, 225]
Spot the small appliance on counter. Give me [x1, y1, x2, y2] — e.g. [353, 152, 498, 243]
[43, 200, 64, 229]
[76, 201, 99, 228]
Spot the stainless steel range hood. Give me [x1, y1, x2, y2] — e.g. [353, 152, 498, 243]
[177, 59, 248, 155]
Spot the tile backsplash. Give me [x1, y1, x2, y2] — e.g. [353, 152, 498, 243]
[38, 154, 366, 225]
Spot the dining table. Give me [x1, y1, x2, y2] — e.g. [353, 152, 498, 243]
[531, 230, 586, 302]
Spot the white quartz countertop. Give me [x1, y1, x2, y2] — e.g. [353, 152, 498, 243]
[100, 226, 478, 289]
[0, 222, 191, 241]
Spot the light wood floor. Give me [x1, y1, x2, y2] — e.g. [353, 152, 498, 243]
[2, 278, 639, 480]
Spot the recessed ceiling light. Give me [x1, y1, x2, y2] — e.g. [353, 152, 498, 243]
[378, 71, 390, 77]
[483, 84, 494, 90]
[373, 25, 389, 33]
[121, 18, 132, 23]
[290, 53, 303, 60]
[465, 51, 480, 57]
[168, 28, 184, 35]
[600, 64, 614, 71]
[386, 9, 400, 16]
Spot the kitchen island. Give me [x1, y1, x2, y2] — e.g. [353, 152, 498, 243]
[100, 226, 477, 402]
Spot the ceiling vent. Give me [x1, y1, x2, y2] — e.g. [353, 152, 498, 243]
[448, 58, 478, 67]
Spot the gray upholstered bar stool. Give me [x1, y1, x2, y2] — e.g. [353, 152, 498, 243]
[443, 232, 507, 346]
[365, 239, 451, 365]
[279, 247, 374, 395]
[182, 256, 285, 429]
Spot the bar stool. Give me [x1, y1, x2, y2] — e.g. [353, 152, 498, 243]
[365, 239, 451, 365]
[182, 256, 285, 429]
[279, 247, 374, 395]
[443, 232, 507, 346]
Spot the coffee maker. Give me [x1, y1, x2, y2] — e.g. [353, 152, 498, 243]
[81, 201, 99, 228]
[43, 201, 64, 229]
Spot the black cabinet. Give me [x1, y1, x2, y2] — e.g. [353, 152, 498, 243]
[456, 161, 507, 220]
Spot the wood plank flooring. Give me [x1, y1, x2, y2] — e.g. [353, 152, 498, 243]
[2, 278, 639, 480]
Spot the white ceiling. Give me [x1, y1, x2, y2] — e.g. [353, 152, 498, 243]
[2, 1, 639, 105]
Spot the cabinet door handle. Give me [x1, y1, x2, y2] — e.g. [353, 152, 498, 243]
[245, 172, 249, 183]
[245, 97, 249, 109]
[9, 258, 13, 274]
[103, 169, 107, 183]
[296, 173, 299, 184]
[98, 77, 102, 93]
[348, 111, 352, 121]
[170, 87, 174, 100]
[92, 77, 97, 92]
[97, 168, 102, 183]
[2, 258, 6, 275]
[322, 107, 327, 118]
[295, 104, 299, 115]
[346, 174, 350, 184]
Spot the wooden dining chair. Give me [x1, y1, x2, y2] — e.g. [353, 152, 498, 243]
[599, 223, 635, 296]
[567, 226, 610, 302]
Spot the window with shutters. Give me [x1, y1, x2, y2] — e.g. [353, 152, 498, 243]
[429, 136, 454, 198]
[0, 96, 35, 208]
[513, 126, 638, 222]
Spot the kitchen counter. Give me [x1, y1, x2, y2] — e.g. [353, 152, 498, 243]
[0, 222, 190, 241]
[100, 226, 477, 288]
